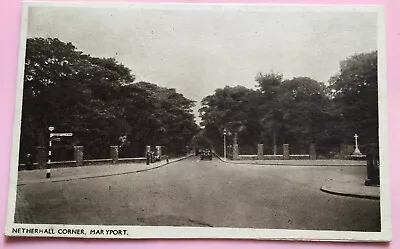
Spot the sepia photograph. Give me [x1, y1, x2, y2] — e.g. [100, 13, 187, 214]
[5, 2, 390, 241]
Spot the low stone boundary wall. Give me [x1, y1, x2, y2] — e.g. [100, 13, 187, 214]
[347, 155, 367, 161]
[237, 154, 310, 160]
[229, 143, 367, 161]
[19, 157, 147, 170]
[20, 144, 168, 170]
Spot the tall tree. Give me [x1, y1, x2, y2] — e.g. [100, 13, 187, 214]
[255, 72, 286, 154]
[255, 73, 332, 154]
[200, 86, 262, 154]
[328, 51, 378, 147]
[279, 77, 332, 153]
[22, 38, 135, 159]
[20, 37, 198, 161]
[125, 82, 199, 155]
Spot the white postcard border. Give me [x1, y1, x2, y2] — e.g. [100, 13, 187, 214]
[4, 1, 391, 242]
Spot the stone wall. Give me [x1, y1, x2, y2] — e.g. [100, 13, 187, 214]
[19, 145, 163, 170]
[232, 143, 355, 161]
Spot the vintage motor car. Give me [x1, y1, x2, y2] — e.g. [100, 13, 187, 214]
[200, 149, 212, 160]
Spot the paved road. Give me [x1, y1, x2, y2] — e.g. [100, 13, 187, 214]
[15, 157, 380, 231]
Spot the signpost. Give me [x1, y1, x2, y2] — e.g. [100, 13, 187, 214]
[46, 126, 55, 178]
[50, 133, 73, 138]
[46, 128, 73, 178]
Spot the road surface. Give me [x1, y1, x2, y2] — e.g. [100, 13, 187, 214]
[15, 157, 380, 231]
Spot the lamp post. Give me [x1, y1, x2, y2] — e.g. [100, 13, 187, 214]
[223, 128, 227, 160]
[47, 126, 55, 178]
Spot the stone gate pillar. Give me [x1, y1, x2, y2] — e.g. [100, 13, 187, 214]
[283, 144, 290, 160]
[257, 144, 263, 160]
[156, 146, 162, 157]
[110, 146, 119, 164]
[340, 143, 345, 159]
[145, 145, 151, 155]
[227, 145, 232, 158]
[145, 145, 151, 164]
[233, 133, 238, 145]
[233, 144, 239, 160]
[74, 146, 84, 167]
[310, 143, 316, 160]
[365, 144, 380, 186]
[35, 146, 47, 169]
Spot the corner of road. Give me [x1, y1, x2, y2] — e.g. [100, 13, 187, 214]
[320, 181, 380, 200]
[214, 152, 378, 200]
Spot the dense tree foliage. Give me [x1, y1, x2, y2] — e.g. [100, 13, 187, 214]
[328, 51, 378, 146]
[21, 37, 378, 160]
[200, 51, 378, 156]
[20, 37, 198, 160]
[190, 131, 213, 151]
[199, 86, 262, 153]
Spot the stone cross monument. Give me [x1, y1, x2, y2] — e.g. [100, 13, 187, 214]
[352, 133, 362, 155]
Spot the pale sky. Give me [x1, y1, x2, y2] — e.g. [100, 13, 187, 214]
[27, 4, 378, 122]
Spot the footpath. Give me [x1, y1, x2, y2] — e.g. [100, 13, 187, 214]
[320, 181, 379, 200]
[17, 155, 192, 186]
[216, 155, 379, 200]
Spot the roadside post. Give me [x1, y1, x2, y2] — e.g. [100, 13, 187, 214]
[223, 128, 227, 160]
[46, 126, 55, 178]
[46, 128, 73, 178]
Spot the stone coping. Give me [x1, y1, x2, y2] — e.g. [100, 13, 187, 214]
[215, 154, 366, 166]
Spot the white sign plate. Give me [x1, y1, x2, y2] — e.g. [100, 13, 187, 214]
[50, 133, 73, 137]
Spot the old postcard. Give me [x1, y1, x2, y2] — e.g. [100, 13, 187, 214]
[5, 2, 391, 241]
